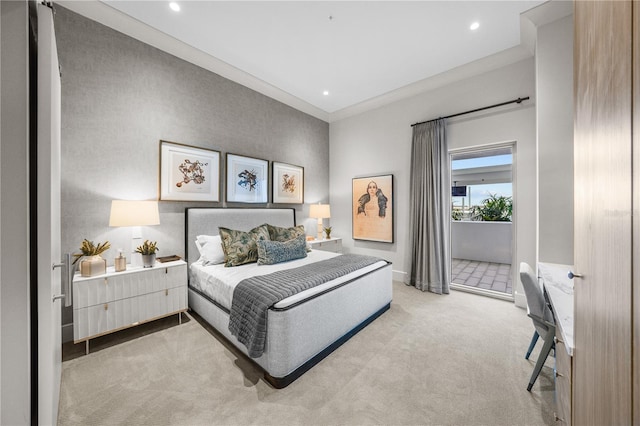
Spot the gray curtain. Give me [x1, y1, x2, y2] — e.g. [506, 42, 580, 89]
[406, 119, 450, 294]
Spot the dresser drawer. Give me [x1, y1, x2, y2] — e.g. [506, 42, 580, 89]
[165, 264, 187, 289]
[74, 267, 166, 309]
[74, 296, 141, 341]
[73, 287, 187, 341]
[138, 287, 187, 320]
[74, 264, 188, 308]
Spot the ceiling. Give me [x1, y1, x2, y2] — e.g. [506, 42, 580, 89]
[59, 1, 550, 121]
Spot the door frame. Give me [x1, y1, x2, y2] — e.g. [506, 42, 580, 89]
[31, 2, 63, 424]
[448, 140, 517, 301]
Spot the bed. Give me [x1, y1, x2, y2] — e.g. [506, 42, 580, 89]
[185, 207, 393, 388]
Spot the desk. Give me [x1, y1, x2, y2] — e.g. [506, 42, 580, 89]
[538, 262, 574, 425]
[538, 262, 574, 355]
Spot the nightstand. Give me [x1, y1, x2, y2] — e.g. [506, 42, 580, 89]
[308, 237, 342, 253]
[72, 259, 187, 354]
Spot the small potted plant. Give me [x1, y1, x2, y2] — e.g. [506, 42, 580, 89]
[136, 240, 159, 268]
[323, 226, 332, 239]
[73, 239, 111, 277]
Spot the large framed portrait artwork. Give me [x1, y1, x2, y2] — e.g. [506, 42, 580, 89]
[159, 140, 220, 202]
[352, 174, 394, 243]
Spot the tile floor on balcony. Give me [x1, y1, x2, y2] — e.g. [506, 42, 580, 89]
[451, 258, 513, 294]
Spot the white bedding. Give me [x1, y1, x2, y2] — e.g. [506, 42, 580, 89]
[190, 250, 388, 310]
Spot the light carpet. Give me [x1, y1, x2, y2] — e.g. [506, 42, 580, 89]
[58, 281, 555, 425]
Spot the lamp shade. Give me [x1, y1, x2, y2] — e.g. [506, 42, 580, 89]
[109, 200, 160, 227]
[309, 203, 331, 219]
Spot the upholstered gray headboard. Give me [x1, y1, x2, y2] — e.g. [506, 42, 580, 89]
[185, 208, 296, 265]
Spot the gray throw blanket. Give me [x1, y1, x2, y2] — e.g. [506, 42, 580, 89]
[228, 254, 385, 358]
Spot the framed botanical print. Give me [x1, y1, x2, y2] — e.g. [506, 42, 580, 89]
[226, 153, 269, 203]
[352, 174, 394, 243]
[159, 140, 220, 202]
[272, 162, 304, 204]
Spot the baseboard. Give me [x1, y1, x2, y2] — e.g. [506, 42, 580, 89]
[514, 290, 527, 309]
[392, 269, 407, 282]
[62, 322, 74, 343]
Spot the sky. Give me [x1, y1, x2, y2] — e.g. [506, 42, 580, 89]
[451, 154, 512, 207]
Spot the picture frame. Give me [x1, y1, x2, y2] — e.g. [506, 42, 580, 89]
[352, 174, 394, 243]
[272, 162, 304, 204]
[159, 140, 220, 202]
[226, 153, 269, 203]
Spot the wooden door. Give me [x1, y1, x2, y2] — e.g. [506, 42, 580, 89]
[36, 3, 63, 424]
[573, 1, 633, 425]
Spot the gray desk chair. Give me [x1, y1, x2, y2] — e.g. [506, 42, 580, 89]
[520, 262, 556, 391]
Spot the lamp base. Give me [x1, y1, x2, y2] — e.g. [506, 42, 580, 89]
[131, 234, 142, 267]
[317, 220, 323, 240]
[131, 252, 142, 267]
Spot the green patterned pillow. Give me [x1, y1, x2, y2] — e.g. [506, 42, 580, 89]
[265, 224, 306, 242]
[257, 235, 307, 265]
[219, 225, 271, 267]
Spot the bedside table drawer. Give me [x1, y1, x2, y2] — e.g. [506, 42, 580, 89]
[308, 238, 342, 253]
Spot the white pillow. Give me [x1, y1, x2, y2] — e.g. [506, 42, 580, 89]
[195, 235, 225, 266]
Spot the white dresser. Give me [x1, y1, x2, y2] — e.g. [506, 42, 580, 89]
[73, 259, 187, 353]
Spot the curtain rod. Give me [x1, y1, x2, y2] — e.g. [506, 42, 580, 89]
[410, 96, 530, 127]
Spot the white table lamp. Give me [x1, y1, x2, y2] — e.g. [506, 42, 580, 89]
[109, 200, 160, 266]
[309, 203, 331, 240]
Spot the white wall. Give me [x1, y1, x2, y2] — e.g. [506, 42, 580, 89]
[536, 15, 574, 265]
[1, 0, 31, 423]
[330, 58, 536, 306]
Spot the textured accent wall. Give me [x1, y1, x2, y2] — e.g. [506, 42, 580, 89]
[55, 7, 328, 333]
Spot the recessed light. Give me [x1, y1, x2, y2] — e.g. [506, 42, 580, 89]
[323, 90, 329, 96]
[169, 2, 180, 12]
[470, 22, 480, 31]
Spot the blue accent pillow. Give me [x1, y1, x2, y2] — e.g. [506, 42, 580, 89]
[257, 235, 307, 265]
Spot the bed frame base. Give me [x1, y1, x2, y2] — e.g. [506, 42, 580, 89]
[185, 208, 393, 388]
[264, 302, 391, 388]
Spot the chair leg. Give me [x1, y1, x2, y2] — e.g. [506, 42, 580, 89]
[527, 328, 555, 391]
[525, 330, 539, 360]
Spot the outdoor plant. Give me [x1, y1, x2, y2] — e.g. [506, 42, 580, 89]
[472, 193, 512, 222]
[72, 239, 111, 264]
[451, 210, 463, 221]
[135, 240, 159, 255]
